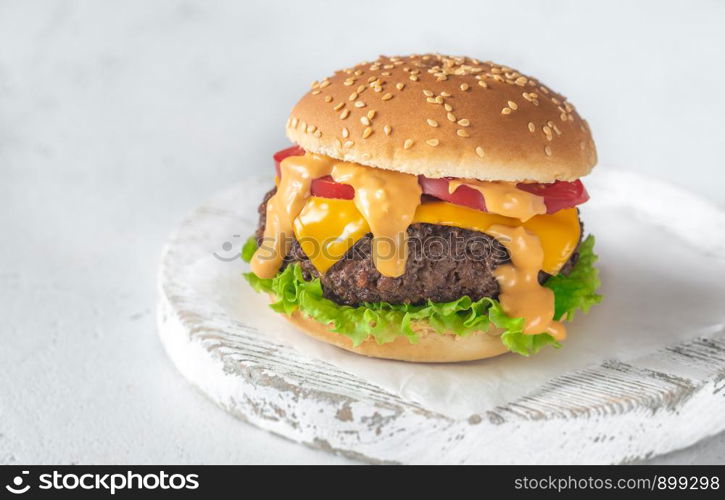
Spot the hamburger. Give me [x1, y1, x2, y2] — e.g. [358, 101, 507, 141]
[243, 54, 602, 362]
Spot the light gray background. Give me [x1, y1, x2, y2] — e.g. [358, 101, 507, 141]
[1, 0, 723, 464]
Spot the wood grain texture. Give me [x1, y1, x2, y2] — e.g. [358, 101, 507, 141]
[157, 178, 725, 464]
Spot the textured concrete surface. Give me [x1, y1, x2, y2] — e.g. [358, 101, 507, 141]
[1, 0, 723, 464]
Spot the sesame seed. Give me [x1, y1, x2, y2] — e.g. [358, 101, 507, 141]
[320, 80, 331, 88]
[528, 122, 535, 133]
[357, 85, 366, 94]
[478, 80, 488, 88]
[360, 116, 371, 126]
[396, 82, 405, 90]
[344, 140, 354, 148]
[460, 83, 470, 91]
[384, 125, 392, 136]
[427, 118, 439, 127]
[307, 124, 316, 133]
[381, 93, 393, 101]
[362, 127, 373, 139]
[501, 107, 512, 115]
[560, 113, 568, 121]
[409, 75, 419, 81]
[435, 96, 444, 103]
[457, 129, 470, 138]
[553, 124, 562, 136]
[426, 139, 440, 147]
[349, 92, 358, 101]
[340, 109, 350, 119]
[404, 139, 414, 149]
[367, 76, 377, 83]
[508, 100, 518, 110]
[440, 91, 451, 97]
[314, 130, 322, 138]
[544, 145, 552, 157]
[367, 110, 376, 119]
[443, 103, 453, 112]
[475, 146, 485, 158]
[311, 90, 321, 95]
[447, 112, 456, 122]
[324, 96, 333, 103]
[291, 117, 298, 128]
[311, 81, 319, 89]
[457, 118, 470, 127]
[423, 89, 434, 97]
[333, 102, 345, 111]
[355, 101, 366, 108]
[426, 97, 437, 104]
[342, 127, 349, 138]
[343, 80, 354, 86]
[547, 120, 554, 127]
[335, 138, 342, 148]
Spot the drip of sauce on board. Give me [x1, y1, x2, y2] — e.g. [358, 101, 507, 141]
[448, 179, 546, 221]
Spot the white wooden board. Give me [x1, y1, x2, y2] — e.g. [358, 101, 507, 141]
[157, 175, 725, 464]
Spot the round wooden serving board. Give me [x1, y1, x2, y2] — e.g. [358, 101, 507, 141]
[157, 176, 725, 464]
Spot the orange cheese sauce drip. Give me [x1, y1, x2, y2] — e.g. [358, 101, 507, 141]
[485, 224, 566, 341]
[330, 163, 422, 277]
[250, 153, 334, 279]
[448, 179, 546, 221]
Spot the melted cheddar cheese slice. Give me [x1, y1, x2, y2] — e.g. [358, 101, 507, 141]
[293, 197, 581, 275]
[293, 197, 371, 273]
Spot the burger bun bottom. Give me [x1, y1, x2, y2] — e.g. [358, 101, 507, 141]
[285, 310, 509, 363]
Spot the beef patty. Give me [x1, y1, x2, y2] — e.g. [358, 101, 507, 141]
[255, 187, 580, 306]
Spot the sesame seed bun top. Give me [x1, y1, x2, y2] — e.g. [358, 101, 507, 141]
[286, 54, 597, 183]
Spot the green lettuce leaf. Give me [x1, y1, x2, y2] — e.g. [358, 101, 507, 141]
[242, 234, 602, 356]
[241, 236, 258, 263]
[544, 235, 603, 321]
